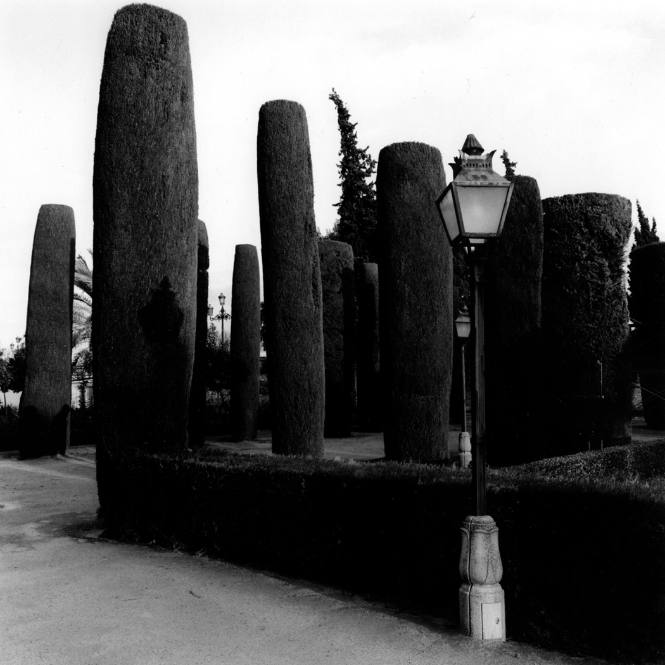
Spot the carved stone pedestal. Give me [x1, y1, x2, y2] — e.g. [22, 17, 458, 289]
[459, 515, 506, 640]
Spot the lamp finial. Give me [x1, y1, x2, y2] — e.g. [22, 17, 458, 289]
[462, 134, 484, 156]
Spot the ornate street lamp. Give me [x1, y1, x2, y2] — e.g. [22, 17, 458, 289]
[437, 134, 514, 642]
[217, 292, 230, 345]
[208, 294, 231, 347]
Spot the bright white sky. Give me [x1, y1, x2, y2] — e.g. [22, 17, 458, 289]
[1, 0, 664, 350]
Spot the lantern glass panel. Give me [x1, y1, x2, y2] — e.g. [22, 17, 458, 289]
[438, 185, 460, 242]
[456, 185, 509, 237]
[455, 315, 471, 340]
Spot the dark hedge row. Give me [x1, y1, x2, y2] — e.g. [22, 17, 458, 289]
[98, 447, 665, 663]
[485, 176, 544, 465]
[541, 194, 632, 455]
[629, 242, 665, 428]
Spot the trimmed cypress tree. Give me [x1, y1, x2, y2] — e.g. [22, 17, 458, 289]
[257, 100, 325, 457]
[542, 194, 632, 454]
[20, 204, 75, 458]
[629, 242, 665, 428]
[230, 244, 261, 441]
[189, 220, 209, 447]
[485, 175, 544, 465]
[355, 261, 381, 431]
[319, 239, 355, 437]
[376, 142, 453, 462]
[92, 4, 198, 456]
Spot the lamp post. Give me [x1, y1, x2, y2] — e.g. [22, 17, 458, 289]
[218, 293, 228, 345]
[437, 133, 514, 641]
[209, 293, 231, 347]
[455, 308, 472, 468]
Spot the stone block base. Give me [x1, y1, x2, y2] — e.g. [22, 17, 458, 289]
[459, 582, 506, 641]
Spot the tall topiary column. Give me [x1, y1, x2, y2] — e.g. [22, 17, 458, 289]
[230, 244, 261, 441]
[189, 220, 209, 447]
[257, 100, 324, 456]
[355, 261, 381, 431]
[20, 204, 75, 458]
[92, 4, 198, 458]
[542, 193, 632, 454]
[485, 176, 544, 465]
[377, 142, 453, 462]
[629, 242, 665, 428]
[319, 239, 355, 437]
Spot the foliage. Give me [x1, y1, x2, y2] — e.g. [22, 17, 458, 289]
[99, 444, 665, 663]
[628, 242, 665, 427]
[205, 323, 231, 395]
[376, 142, 453, 461]
[485, 175, 544, 465]
[6, 337, 26, 393]
[257, 99, 325, 456]
[500, 149, 517, 179]
[541, 194, 633, 454]
[327, 89, 378, 262]
[634, 200, 659, 247]
[72, 253, 93, 382]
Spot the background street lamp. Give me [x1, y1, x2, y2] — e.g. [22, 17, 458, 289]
[437, 133, 514, 642]
[209, 293, 231, 346]
[455, 308, 471, 468]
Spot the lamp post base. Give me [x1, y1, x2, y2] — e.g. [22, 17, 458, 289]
[459, 582, 505, 640]
[458, 515, 506, 641]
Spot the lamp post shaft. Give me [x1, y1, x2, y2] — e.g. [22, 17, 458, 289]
[221, 308, 225, 345]
[460, 341, 468, 433]
[471, 256, 487, 516]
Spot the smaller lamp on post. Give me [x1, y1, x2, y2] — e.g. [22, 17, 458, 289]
[455, 308, 472, 468]
[217, 292, 230, 346]
[437, 134, 513, 642]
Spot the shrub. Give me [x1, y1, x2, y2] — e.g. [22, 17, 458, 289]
[93, 5, 198, 454]
[189, 221, 209, 448]
[485, 176, 544, 465]
[319, 240, 355, 437]
[230, 244, 261, 441]
[99, 445, 665, 663]
[376, 142, 453, 461]
[256, 100, 325, 456]
[541, 194, 632, 455]
[629, 242, 665, 428]
[355, 262, 381, 431]
[21, 204, 75, 458]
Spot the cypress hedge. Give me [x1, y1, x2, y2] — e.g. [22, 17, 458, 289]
[319, 240, 355, 437]
[256, 100, 324, 456]
[20, 204, 75, 458]
[629, 242, 665, 428]
[355, 261, 381, 431]
[189, 220, 209, 447]
[376, 142, 453, 461]
[541, 194, 632, 455]
[92, 4, 198, 456]
[230, 244, 261, 441]
[485, 176, 544, 465]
